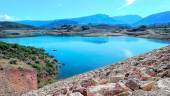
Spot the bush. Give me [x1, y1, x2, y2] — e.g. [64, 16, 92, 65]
[9, 59, 17, 65]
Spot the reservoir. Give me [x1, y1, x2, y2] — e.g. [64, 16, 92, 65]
[0, 36, 169, 79]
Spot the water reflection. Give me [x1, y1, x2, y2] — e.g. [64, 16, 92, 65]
[81, 37, 110, 44]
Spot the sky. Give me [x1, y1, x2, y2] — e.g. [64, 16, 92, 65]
[0, 0, 170, 21]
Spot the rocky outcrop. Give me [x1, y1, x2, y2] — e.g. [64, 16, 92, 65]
[23, 46, 170, 96]
[0, 42, 57, 95]
[0, 68, 37, 96]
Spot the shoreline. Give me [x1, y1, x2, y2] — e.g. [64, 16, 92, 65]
[23, 45, 170, 96]
[0, 33, 170, 42]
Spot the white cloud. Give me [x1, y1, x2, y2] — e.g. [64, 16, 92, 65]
[118, 0, 136, 10]
[126, 0, 136, 6]
[0, 14, 13, 21]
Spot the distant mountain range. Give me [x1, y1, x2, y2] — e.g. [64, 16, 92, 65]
[16, 11, 170, 27]
[70, 14, 119, 25]
[135, 11, 170, 25]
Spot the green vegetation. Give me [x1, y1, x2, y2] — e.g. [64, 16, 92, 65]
[0, 42, 57, 88]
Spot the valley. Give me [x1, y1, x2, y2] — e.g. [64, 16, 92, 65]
[0, 10, 170, 96]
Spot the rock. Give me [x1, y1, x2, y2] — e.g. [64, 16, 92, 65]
[125, 80, 140, 91]
[60, 88, 68, 95]
[140, 68, 151, 81]
[164, 64, 170, 69]
[69, 92, 83, 96]
[87, 93, 102, 96]
[117, 91, 132, 96]
[87, 83, 116, 95]
[46, 94, 53, 96]
[108, 74, 124, 83]
[157, 78, 170, 91]
[81, 79, 98, 88]
[72, 87, 87, 96]
[98, 79, 108, 84]
[146, 68, 157, 77]
[1, 69, 37, 96]
[161, 70, 170, 78]
[125, 73, 130, 77]
[87, 83, 125, 96]
[141, 81, 155, 91]
[118, 82, 131, 91]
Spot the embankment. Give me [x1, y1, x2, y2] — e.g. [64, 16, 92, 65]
[23, 46, 170, 96]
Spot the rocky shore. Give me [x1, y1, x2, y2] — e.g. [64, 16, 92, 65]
[23, 46, 170, 96]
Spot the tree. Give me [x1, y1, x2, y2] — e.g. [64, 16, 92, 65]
[138, 25, 147, 31]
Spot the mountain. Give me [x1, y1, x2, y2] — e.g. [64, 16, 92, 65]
[0, 21, 35, 29]
[135, 11, 170, 26]
[17, 14, 120, 27]
[44, 14, 121, 28]
[71, 14, 119, 24]
[113, 15, 142, 25]
[16, 11, 170, 27]
[45, 14, 121, 28]
[17, 20, 52, 27]
[47, 19, 78, 28]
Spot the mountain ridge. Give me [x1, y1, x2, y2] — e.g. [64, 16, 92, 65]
[135, 11, 170, 25]
[16, 11, 170, 27]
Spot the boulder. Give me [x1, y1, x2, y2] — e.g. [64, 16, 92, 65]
[157, 78, 170, 91]
[87, 83, 116, 95]
[118, 82, 131, 91]
[108, 74, 124, 83]
[164, 64, 170, 69]
[125, 80, 140, 91]
[81, 79, 98, 88]
[141, 81, 155, 91]
[69, 92, 83, 96]
[73, 87, 87, 96]
[161, 70, 170, 78]
[87, 83, 125, 96]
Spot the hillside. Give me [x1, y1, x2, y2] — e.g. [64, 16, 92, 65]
[17, 20, 53, 27]
[47, 19, 79, 28]
[70, 14, 119, 25]
[0, 42, 57, 95]
[136, 11, 170, 26]
[0, 21, 35, 29]
[113, 15, 142, 25]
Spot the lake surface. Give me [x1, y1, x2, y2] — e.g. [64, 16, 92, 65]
[0, 36, 169, 79]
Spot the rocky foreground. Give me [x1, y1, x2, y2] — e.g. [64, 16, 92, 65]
[23, 46, 170, 96]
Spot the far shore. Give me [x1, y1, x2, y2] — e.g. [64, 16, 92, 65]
[0, 29, 170, 41]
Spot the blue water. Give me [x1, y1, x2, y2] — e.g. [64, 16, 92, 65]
[0, 36, 169, 79]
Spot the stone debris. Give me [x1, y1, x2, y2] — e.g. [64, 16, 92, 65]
[23, 46, 170, 96]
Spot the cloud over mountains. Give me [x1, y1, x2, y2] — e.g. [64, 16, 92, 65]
[0, 14, 13, 21]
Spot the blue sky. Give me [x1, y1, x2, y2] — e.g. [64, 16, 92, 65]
[0, 0, 170, 20]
